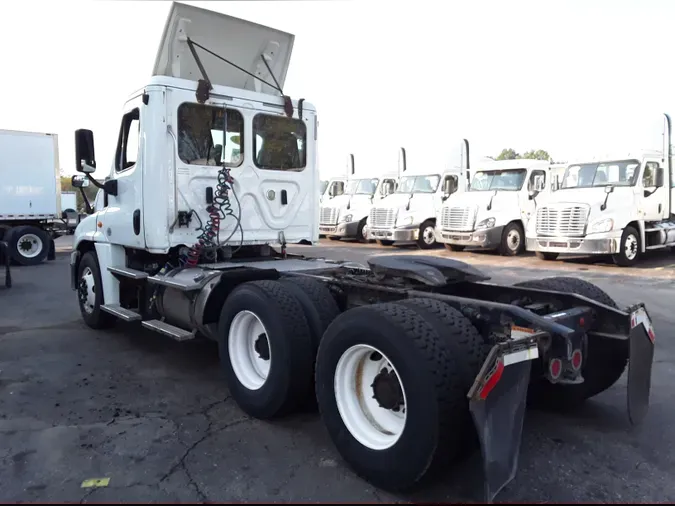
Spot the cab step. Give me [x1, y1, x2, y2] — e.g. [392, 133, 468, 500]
[141, 319, 195, 341]
[100, 304, 142, 322]
[108, 266, 149, 280]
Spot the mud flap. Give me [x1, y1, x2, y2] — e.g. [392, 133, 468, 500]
[627, 304, 656, 425]
[0, 241, 11, 288]
[467, 337, 541, 503]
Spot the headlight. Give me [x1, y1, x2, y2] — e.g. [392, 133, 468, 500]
[397, 215, 414, 226]
[588, 218, 614, 234]
[340, 214, 353, 223]
[476, 217, 496, 229]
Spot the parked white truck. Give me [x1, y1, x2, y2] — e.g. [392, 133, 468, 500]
[0, 128, 59, 265]
[319, 152, 400, 241]
[436, 156, 566, 256]
[526, 114, 674, 267]
[366, 145, 466, 249]
[67, 3, 657, 502]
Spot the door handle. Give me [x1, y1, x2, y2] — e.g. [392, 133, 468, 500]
[281, 190, 288, 205]
[133, 209, 141, 236]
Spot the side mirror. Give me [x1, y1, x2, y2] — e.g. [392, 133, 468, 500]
[75, 129, 97, 174]
[533, 174, 546, 192]
[71, 174, 90, 188]
[656, 167, 665, 188]
[443, 178, 457, 196]
[605, 185, 614, 194]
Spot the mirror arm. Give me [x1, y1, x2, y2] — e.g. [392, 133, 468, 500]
[85, 173, 105, 191]
[77, 187, 94, 215]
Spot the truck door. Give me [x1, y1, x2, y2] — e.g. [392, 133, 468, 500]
[104, 95, 145, 249]
[522, 169, 547, 226]
[640, 160, 666, 221]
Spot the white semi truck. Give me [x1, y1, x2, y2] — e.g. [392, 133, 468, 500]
[0, 128, 60, 265]
[319, 152, 400, 242]
[68, 2, 656, 501]
[366, 146, 466, 249]
[436, 155, 566, 256]
[526, 114, 674, 267]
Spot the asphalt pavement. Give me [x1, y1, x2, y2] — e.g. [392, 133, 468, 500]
[1, 237, 675, 502]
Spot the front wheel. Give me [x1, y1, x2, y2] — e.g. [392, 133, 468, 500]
[416, 220, 436, 250]
[535, 251, 559, 261]
[315, 303, 468, 492]
[77, 251, 116, 329]
[444, 244, 465, 252]
[612, 226, 641, 267]
[499, 222, 525, 256]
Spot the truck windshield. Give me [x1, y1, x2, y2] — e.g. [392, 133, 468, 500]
[395, 175, 440, 194]
[345, 178, 379, 195]
[561, 159, 640, 189]
[469, 169, 527, 191]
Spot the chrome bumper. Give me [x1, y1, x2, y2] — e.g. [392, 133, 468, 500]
[367, 226, 418, 242]
[436, 226, 504, 248]
[319, 221, 360, 238]
[527, 234, 621, 255]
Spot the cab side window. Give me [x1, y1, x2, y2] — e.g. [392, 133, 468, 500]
[642, 162, 659, 187]
[115, 108, 140, 172]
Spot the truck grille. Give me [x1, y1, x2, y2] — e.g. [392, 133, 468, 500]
[369, 207, 397, 228]
[440, 206, 477, 231]
[536, 205, 589, 236]
[320, 207, 338, 225]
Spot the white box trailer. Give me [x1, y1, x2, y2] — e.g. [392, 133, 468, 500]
[0, 128, 59, 265]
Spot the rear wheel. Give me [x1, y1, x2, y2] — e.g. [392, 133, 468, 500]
[513, 276, 628, 407]
[6, 225, 49, 266]
[218, 280, 315, 419]
[315, 303, 468, 492]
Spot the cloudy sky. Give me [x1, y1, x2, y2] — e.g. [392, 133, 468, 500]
[1, 0, 673, 180]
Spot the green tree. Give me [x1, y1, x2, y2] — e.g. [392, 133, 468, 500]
[522, 149, 552, 161]
[495, 148, 519, 160]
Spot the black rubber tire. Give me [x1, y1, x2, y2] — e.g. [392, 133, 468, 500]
[315, 302, 468, 492]
[218, 280, 315, 419]
[513, 276, 629, 408]
[416, 219, 436, 250]
[6, 225, 50, 266]
[278, 276, 341, 352]
[77, 251, 117, 329]
[328, 236, 341, 241]
[499, 221, 525, 256]
[535, 251, 559, 261]
[444, 244, 465, 252]
[394, 298, 490, 454]
[356, 218, 368, 243]
[376, 240, 395, 246]
[612, 225, 641, 267]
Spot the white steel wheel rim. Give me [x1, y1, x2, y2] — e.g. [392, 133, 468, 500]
[80, 267, 96, 314]
[507, 228, 521, 251]
[625, 234, 638, 260]
[422, 226, 435, 245]
[228, 310, 271, 391]
[334, 344, 408, 451]
[17, 233, 43, 258]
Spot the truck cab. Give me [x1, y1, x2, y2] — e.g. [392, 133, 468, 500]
[526, 113, 674, 266]
[71, 2, 317, 287]
[365, 147, 463, 249]
[436, 157, 556, 256]
[319, 153, 399, 241]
